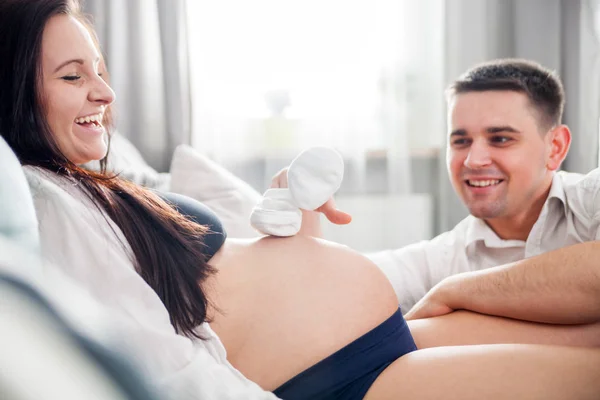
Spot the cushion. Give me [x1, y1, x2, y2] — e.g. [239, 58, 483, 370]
[86, 134, 261, 238]
[169, 145, 261, 238]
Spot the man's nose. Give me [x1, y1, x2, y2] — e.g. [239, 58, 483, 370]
[464, 142, 492, 168]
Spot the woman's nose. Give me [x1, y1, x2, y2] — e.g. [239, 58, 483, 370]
[90, 75, 116, 106]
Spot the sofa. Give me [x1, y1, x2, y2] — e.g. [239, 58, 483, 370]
[0, 136, 160, 400]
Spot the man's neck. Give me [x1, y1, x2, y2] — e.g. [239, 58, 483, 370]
[484, 180, 554, 241]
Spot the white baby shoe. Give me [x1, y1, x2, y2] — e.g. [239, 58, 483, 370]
[249, 188, 302, 237]
[250, 147, 344, 237]
[287, 146, 344, 211]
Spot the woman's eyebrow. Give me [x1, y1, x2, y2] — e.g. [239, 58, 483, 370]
[53, 59, 83, 73]
[53, 56, 100, 73]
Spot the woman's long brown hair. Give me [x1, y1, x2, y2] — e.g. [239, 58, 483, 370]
[0, 0, 215, 338]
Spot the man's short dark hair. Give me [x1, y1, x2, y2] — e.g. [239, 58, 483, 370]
[446, 59, 565, 130]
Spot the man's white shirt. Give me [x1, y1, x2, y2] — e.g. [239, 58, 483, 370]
[369, 169, 600, 313]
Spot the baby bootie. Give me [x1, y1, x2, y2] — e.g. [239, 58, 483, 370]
[287, 146, 344, 211]
[250, 147, 344, 237]
[249, 188, 302, 237]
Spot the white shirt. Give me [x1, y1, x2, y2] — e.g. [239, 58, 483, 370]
[23, 166, 279, 400]
[369, 169, 600, 313]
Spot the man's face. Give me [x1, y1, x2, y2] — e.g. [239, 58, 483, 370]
[446, 90, 554, 222]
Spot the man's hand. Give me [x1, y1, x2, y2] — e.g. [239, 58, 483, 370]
[271, 168, 351, 225]
[404, 279, 457, 320]
[270, 167, 291, 189]
[315, 197, 352, 225]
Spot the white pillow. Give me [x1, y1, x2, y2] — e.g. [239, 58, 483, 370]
[169, 145, 261, 238]
[86, 134, 261, 238]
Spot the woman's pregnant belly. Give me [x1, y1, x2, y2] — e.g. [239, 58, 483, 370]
[207, 235, 399, 391]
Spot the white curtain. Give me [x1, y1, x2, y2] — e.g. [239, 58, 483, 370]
[185, 0, 445, 195]
[83, 0, 600, 242]
[83, 0, 191, 171]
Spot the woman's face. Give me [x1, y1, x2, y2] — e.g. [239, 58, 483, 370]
[41, 15, 115, 164]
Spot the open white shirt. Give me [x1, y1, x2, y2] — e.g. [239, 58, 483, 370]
[369, 169, 600, 313]
[23, 166, 278, 400]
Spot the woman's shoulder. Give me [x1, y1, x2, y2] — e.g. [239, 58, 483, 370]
[22, 166, 90, 217]
[23, 166, 70, 194]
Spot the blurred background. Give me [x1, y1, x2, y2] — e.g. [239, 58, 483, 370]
[82, 0, 600, 251]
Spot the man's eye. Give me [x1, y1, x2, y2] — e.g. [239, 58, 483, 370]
[491, 136, 511, 144]
[62, 75, 81, 81]
[452, 139, 469, 146]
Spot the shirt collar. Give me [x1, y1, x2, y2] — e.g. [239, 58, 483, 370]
[463, 172, 566, 250]
[547, 171, 567, 214]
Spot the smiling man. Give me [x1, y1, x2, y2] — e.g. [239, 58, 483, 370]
[366, 59, 600, 315]
[446, 87, 569, 241]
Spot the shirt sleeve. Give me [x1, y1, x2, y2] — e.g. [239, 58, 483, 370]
[28, 172, 279, 400]
[366, 240, 437, 313]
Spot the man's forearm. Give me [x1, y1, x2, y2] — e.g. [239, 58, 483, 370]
[443, 241, 600, 324]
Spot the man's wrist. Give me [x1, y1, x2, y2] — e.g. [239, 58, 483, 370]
[298, 209, 323, 237]
[436, 274, 466, 311]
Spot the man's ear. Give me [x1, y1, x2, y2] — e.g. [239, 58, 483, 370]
[545, 124, 571, 171]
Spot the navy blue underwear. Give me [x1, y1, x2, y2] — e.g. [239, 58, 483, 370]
[273, 308, 416, 400]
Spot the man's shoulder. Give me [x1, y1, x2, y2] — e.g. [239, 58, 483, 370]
[557, 170, 589, 186]
[556, 169, 600, 220]
[559, 169, 600, 200]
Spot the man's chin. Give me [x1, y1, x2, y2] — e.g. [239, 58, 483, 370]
[467, 205, 504, 220]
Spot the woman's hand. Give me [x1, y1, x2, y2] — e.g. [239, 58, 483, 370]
[270, 168, 351, 225]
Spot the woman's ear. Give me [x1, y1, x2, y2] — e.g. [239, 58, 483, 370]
[545, 124, 571, 171]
